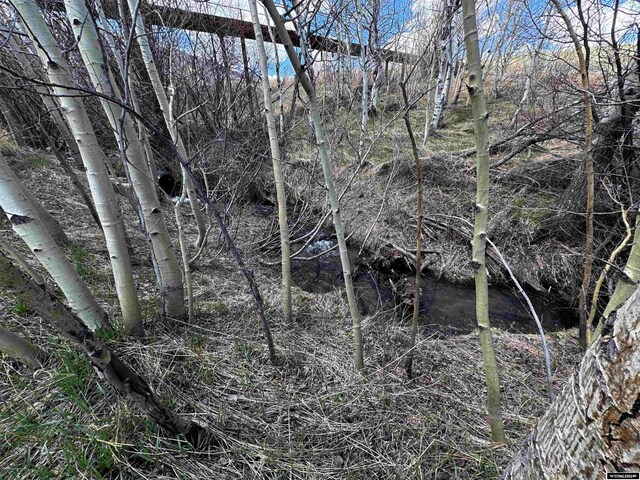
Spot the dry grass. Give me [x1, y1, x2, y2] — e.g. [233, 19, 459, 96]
[0, 142, 583, 479]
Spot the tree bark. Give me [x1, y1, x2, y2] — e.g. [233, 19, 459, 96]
[13, 0, 143, 335]
[126, 0, 207, 249]
[249, 0, 292, 323]
[503, 286, 640, 478]
[0, 155, 107, 331]
[262, 0, 364, 370]
[0, 249, 211, 446]
[65, 0, 185, 319]
[462, 0, 506, 442]
[3, 24, 84, 168]
[355, 0, 369, 159]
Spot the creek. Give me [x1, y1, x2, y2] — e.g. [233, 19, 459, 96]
[289, 237, 577, 336]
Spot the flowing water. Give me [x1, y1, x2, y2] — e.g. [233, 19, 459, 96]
[289, 238, 576, 336]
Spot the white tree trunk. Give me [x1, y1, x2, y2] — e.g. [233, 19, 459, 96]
[14, 0, 143, 334]
[355, 0, 369, 158]
[263, 0, 364, 370]
[249, 0, 292, 323]
[368, 0, 382, 116]
[430, 0, 456, 132]
[2, 19, 84, 168]
[0, 155, 107, 331]
[126, 0, 207, 249]
[65, 0, 185, 319]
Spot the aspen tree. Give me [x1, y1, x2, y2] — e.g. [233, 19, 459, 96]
[64, 0, 185, 318]
[12, 0, 143, 335]
[550, 0, 594, 351]
[0, 155, 107, 331]
[461, 0, 506, 442]
[355, 0, 370, 158]
[125, 0, 207, 249]
[249, 0, 292, 323]
[262, 0, 364, 370]
[0, 326, 46, 368]
[1, 24, 84, 169]
[430, 0, 456, 131]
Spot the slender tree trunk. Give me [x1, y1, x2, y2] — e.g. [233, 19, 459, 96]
[249, 0, 292, 323]
[423, 60, 437, 145]
[355, 0, 369, 159]
[462, 0, 506, 443]
[95, 0, 160, 198]
[0, 249, 211, 446]
[0, 325, 46, 368]
[550, 0, 594, 351]
[400, 81, 423, 378]
[126, 0, 207, 249]
[600, 215, 640, 324]
[263, 0, 364, 370]
[451, 57, 465, 105]
[174, 189, 193, 322]
[65, 0, 185, 319]
[368, 0, 382, 116]
[240, 36, 256, 116]
[509, 12, 549, 127]
[262, 6, 285, 133]
[503, 285, 640, 478]
[3, 24, 84, 168]
[0, 96, 25, 147]
[0, 155, 107, 331]
[13, 0, 143, 335]
[430, 0, 454, 131]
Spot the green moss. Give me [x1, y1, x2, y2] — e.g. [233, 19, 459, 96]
[511, 192, 556, 228]
[11, 298, 30, 317]
[25, 155, 51, 168]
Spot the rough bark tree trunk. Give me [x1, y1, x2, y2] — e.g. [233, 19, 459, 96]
[0, 249, 211, 447]
[503, 285, 640, 478]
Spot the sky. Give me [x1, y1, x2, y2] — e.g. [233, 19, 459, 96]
[142, 0, 640, 78]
